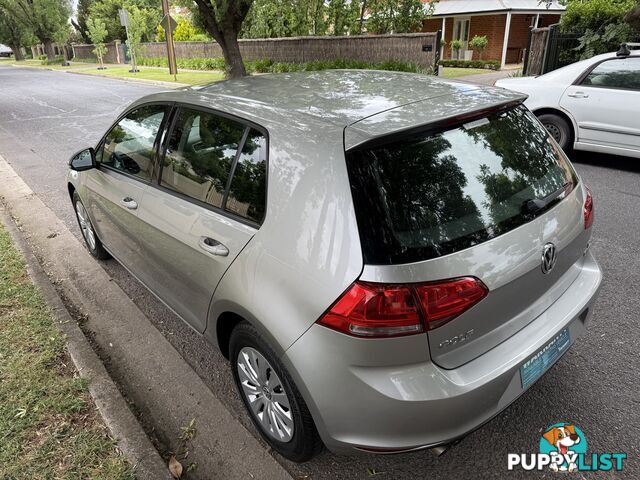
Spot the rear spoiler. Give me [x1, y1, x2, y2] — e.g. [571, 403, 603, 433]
[344, 89, 527, 151]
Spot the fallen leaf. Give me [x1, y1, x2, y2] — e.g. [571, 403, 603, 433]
[169, 455, 183, 479]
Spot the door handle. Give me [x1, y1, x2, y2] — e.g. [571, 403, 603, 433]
[199, 236, 229, 257]
[567, 92, 589, 98]
[121, 197, 138, 210]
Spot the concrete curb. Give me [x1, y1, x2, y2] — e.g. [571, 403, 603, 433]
[0, 206, 173, 480]
[0, 156, 293, 479]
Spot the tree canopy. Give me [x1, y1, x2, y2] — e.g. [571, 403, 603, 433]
[0, 5, 33, 59]
[0, 0, 70, 58]
[88, 0, 160, 42]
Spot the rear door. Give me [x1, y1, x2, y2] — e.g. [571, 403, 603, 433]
[561, 56, 640, 152]
[347, 105, 590, 368]
[85, 104, 168, 277]
[136, 106, 268, 332]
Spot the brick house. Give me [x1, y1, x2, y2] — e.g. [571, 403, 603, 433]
[422, 0, 565, 67]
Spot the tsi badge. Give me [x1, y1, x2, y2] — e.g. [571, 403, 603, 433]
[507, 423, 626, 472]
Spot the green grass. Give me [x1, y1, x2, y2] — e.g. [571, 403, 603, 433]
[73, 66, 225, 85]
[0, 224, 133, 479]
[441, 67, 496, 78]
[0, 58, 99, 70]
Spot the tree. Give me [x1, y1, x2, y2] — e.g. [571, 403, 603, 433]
[625, 1, 640, 30]
[88, 0, 160, 42]
[86, 17, 107, 68]
[367, 0, 429, 34]
[125, 6, 146, 72]
[0, 0, 70, 59]
[470, 35, 488, 60]
[189, 0, 254, 78]
[75, 0, 94, 43]
[0, 5, 33, 60]
[560, 0, 637, 58]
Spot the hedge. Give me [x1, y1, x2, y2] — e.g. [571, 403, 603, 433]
[438, 59, 501, 70]
[137, 56, 434, 75]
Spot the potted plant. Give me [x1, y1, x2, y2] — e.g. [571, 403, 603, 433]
[450, 39, 463, 60]
[470, 35, 489, 60]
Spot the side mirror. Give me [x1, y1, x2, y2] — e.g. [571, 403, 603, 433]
[69, 148, 97, 171]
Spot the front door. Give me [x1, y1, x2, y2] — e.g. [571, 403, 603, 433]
[560, 56, 640, 154]
[453, 17, 470, 60]
[136, 106, 268, 332]
[85, 104, 168, 278]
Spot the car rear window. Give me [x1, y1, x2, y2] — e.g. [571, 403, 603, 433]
[346, 105, 577, 265]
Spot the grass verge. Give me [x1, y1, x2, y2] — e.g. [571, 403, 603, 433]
[0, 222, 133, 479]
[73, 66, 225, 85]
[441, 67, 496, 78]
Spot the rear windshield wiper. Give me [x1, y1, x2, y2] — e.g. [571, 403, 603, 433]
[522, 181, 573, 216]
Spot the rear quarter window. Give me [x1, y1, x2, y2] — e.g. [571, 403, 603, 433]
[346, 105, 577, 265]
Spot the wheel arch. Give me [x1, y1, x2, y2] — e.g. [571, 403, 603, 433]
[532, 107, 577, 144]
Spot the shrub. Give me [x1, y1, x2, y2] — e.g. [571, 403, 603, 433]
[439, 59, 500, 70]
[41, 55, 65, 65]
[470, 35, 489, 60]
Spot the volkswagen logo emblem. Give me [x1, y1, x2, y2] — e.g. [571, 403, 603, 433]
[541, 243, 558, 274]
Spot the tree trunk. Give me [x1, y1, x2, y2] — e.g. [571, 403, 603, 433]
[43, 40, 55, 60]
[11, 45, 24, 61]
[219, 31, 246, 79]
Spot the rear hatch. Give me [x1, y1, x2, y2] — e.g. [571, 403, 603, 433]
[345, 103, 591, 369]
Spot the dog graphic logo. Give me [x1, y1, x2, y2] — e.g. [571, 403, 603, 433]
[540, 423, 587, 472]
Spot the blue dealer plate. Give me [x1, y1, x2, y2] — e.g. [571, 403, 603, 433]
[520, 328, 571, 389]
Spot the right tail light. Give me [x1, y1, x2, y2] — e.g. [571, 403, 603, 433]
[584, 187, 594, 229]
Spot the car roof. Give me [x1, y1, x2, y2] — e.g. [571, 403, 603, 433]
[136, 70, 525, 148]
[538, 49, 640, 82]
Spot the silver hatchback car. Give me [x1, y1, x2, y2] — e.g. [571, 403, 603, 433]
[67, 71, 601, 462]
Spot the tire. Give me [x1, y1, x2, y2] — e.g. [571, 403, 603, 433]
[72, 191, 110, 260]
[537, 113, 573, 151]
[230, 322, 323, 462]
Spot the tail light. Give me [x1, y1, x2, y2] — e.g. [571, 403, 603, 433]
[317, 277, 488, 338]
[584, 188, 594, 229]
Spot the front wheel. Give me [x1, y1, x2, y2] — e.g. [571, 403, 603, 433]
[72, 192, 110, 260]
[538, 113, 573, 151]
[230, 322, 322, 462]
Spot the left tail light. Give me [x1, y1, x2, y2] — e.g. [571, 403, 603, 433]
[317, 277, 488, 338]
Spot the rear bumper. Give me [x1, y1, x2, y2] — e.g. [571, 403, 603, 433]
[282, 251, 602, 454]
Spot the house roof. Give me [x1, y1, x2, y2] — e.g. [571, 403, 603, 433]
[428, 0, 566, 16]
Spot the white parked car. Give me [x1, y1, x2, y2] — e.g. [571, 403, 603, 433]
[0, 44, 13, 57]
[496, 46, 640, 158]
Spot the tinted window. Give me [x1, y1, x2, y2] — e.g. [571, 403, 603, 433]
[347, 106, 577, 265]
[99, 105, 166, 181]
[582, 58, 640, 90]
[161, 108, 245, 207]
[225, 129, 267, 223]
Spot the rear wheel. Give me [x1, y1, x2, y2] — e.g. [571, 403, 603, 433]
[72, 192, 110, 260]
[229, 322, 322, 462]
[538, 113, 572, 151]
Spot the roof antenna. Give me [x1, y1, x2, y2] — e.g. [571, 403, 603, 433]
[617, 43, 631, 57]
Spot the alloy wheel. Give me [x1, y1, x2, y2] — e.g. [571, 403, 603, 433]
[236, 346, 294, 442]
[75, 200, 96, 251]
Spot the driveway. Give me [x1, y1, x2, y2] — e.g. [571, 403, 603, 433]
[1, 65, 638, 479]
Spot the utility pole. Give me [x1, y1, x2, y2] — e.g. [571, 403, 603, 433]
[161, 0, 178, 81]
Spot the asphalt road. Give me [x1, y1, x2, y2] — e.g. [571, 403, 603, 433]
[1, 66, 638, 479]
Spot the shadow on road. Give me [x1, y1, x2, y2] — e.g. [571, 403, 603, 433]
[570, 150, 640, 174]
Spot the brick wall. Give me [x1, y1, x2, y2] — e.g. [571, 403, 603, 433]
[137, 33, 439, 68]
[423, 13, 563, 63]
